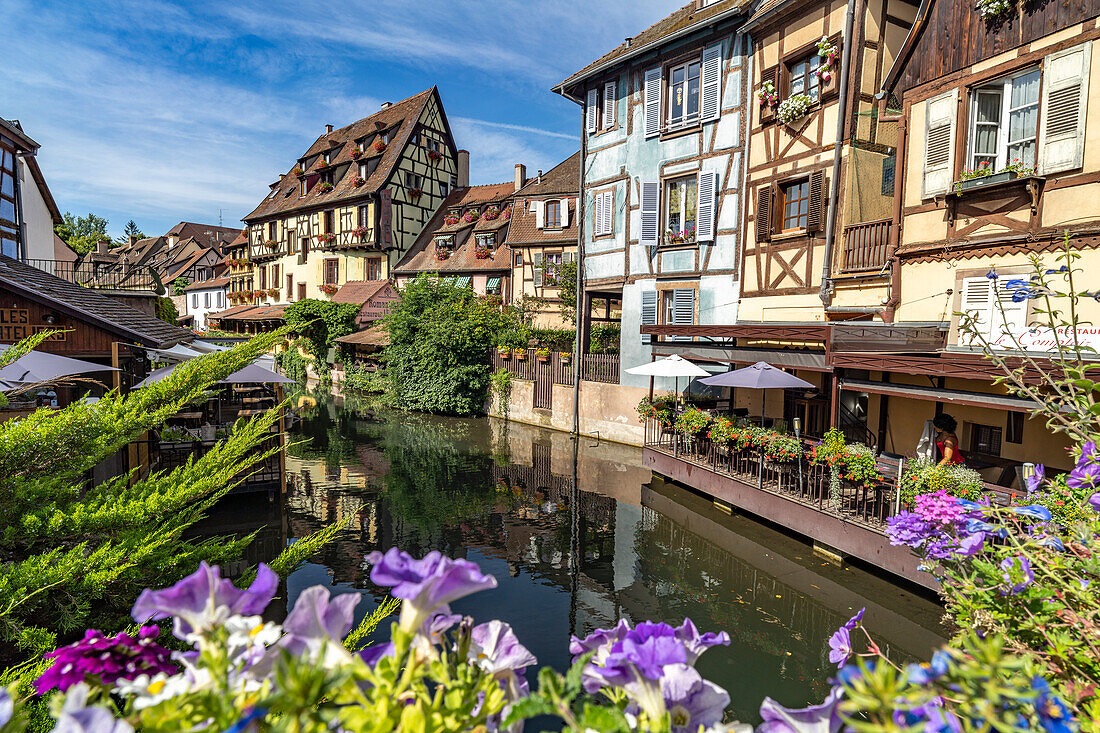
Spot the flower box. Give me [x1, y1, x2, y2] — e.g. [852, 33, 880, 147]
[954, 170, 1021, 192]
[266, 288, 279, 298]
[319, 284, 339, 295]
[263, 240, 277, 249]
[482, 206, 500, 221]
[428, 150, 443, 162]
[349, 149, 362, 160]
[352, 175, 365, 187]
[474, 244, 492, 259]
[776, 93, 813, 124]
[513, 349, 527, 361]
[317, 182, 334, 193]
[462, 210, 480, 223]
[373, 140, 387, 152]
[559, 352, 572, 364]
[352, 226, 370, 239]
[291, 166, 303, 177]
[535, 348, 551, 362]
[316, 232, 336, 245]
[408, 187, 423, 200]
[497, 347, 511, 359]
[444, 214, 461, 225]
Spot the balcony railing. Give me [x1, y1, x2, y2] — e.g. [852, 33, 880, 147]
[841, 218, 891, 271]
[25, 259, 157, 291]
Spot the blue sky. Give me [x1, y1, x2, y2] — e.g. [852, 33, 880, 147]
[2, 0, 677, 239]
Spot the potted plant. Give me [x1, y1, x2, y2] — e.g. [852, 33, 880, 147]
[462, 209, 480, 223]
[534, 346, 551, 362]
[263, 240, 277, 249]
[559, 351, 572, 364]
[317, 182, 334, 193]
[291, 166, 303, 176]
[373, 139, 387, 152]
[675, 407, 712, 439]
[474, 242, 492, 259]
[776, 93, 813, 124]
[954, 159, 1033, 192]
[266, 288, 280, 298]
[409, 187, 423, 200]
[758, 79, 778, 108]
[319, 283, 339, 295]
[637, 395, 676, 428]
[317, 232, 337, 245]
[444, 212, 461, 225]
[513, 348, 527, 361]
[352, 225, 370, 239]
[815, 36, 839, 84]
[497, 346, 512, 360]
[428, 150, 443, 162]
[349, 149, 363, 160]
[352, 175, 366, 187]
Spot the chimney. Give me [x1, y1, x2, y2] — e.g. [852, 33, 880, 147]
[514, 164, 527, 192]
[457, 149, 470, 188]
[380, 101, 392, 109]
[537, 169, 543, 184]
[128, 234, 138, 246]
[96, 240, 108, 255]
[325, 124, 334, 133]
[168, 235, 178, 247]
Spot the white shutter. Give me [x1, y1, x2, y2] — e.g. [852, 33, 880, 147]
[670, 289, 696, 342]
[533, 252, 545, 287]
[603, 81, 616, 129]
[644, 67, 662, 138]
[640, 181, 659, 248]
[696, 171, 718, 243]
[921, 90, 958, 198]
[535, 200, 545, 229]
[640, 290, 658, 344]
[592, 193, 604, 235]
[1039, 41, 1091, 175]
[993, 281, 1029, 339]
[560, 198, 570, 228]
[959, 276, 993, 346]
[586, 88, 599, 133]
[595, 191, 614, 236]
[701, 43, 723, 122]
[563, 251, 575, 264]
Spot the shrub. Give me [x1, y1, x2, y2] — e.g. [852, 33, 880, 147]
[900, 456, 985, 506]
[342, 362, 382, 393]
[283, 299, 360, 376]
[590, 323, 621, 354]
[675, 406, 711, 436]
[636, 395, 675, 427]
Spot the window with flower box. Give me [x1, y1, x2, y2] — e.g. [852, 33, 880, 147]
[786, 51, 821, 102]
[967, 67, 1040, 173]
[664, 176, 697, 244]
[323, 259, 339, 285]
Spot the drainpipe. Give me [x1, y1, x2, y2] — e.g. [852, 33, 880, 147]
[559, 85, 587, 436]
[819, 0, 858, 306]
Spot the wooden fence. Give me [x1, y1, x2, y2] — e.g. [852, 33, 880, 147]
[490, 349, 619, 386]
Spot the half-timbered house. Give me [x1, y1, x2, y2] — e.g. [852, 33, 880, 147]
[242, 88, 462, 311]
[554, 0, 752, 388]
[505, 154, 580, 328]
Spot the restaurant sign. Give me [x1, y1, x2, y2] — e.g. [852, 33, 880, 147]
[990, 326, 1100, 353]
[0, 309, 66, 342]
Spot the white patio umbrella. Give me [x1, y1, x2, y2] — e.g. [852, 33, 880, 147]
[132, 362, 294, 389]
[0, 344, 118, 391]
[626, 355, 710, 400]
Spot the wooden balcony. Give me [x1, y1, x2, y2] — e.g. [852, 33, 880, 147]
[841, 218, 891, 272]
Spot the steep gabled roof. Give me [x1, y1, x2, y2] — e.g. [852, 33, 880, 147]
[556, 0, 752, 92]
[515, 152, 580, 197]
[166, 222, 240, 248]
[332, 280, 392, 305]
[183, 277, 230, 291]
[243, 88, 438, 223]
[0, 255, 189, 348]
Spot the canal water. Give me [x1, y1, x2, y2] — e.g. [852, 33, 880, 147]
[198, 394, 946, 725]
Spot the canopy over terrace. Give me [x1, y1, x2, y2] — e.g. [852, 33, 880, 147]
[0, 344, 119, 390]
[132, 362, 294, 389]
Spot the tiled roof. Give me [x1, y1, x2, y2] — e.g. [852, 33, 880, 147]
[166, 221, 241, 248]
[558, 0, 751, 90]
[743, 0, 789, 28]
[336, 325, 389, 346]
[0, 255, 190, 348]
[243, 89, 437, 223]
[394, 184, 517, 274]
[332, 280, 390, 305]
[183, 277, 230, 291]
[515, 152, 580, 197]
[506, 198, 578, 246]
[215, 304, 287, 321]
[208, 304, 257, 320]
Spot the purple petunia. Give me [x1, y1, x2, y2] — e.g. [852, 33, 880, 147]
[672, 618, 731, 663]
[886, 512, 931, 548]
[1089, 493, 1100, 514]
[131, 562, 278, 639]
[1026, 464, 1046, 495]
[660, 664, 729, 733]
[603, 622, 688, 683]
[1000, 556, 1034, 595]
[366, 548, 497, 632]
[469, 620, 536, 702]
[36, 626, 176, 694]
[1068, 442, 1100, 492]
[277, 586, 359, 666]
[842, 608, 865, 631]
[758, 686, 843, 733]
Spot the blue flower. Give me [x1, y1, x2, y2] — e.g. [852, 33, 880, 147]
[986, 269, 999, 280]
[1037, 535, 1066, 552]
[827, 626, 851, 666]
[1031, 677, 1077, 733]
[1000, 556, 1034, 595]
[1044, 266, 1068, 275]
[834, 663, 864, 687]
[1004, 279, 1030, 291]
[1011, 504, 1052, 522]
[905, 650, 951, 685]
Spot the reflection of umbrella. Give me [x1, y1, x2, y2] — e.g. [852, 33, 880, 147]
[132, 362, 295, 389]
[0, 344, 118, 390]
[626, 355, 710, 399]
[700, 361, 814, 424]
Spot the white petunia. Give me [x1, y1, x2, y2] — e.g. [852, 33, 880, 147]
[114, 672, 191, 710]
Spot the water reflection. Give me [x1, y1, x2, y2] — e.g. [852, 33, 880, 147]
[204, 395, 946, 724]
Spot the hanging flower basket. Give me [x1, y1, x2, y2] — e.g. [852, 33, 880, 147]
[444, 213, 461, 225]
[316, 232, 336, 245]
[266, 288, 280, 298]
[317, 158, 330, 168]
[535, 347, 551, 362]
[428, 150, 443, 162]
[462, 210, 480, 223]
[373, 140, 387, 152]
[349, 149, 363, 160]
[976, 0, 1012, 19]
[559, 352, 572, 364]
[352, 175, 366, 187]
[317, 182, 334, 193]
[482, 205, 500, 221]
[816, 36, 839, 82]
[319, 284, 339, 295]
[497, 346, 511, 359]
[409, 187, 423, 200]
[758, 80, 778, 107]
[513, 348, 527, 361]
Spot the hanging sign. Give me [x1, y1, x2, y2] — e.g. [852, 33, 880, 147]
[379, 189, 393, 248]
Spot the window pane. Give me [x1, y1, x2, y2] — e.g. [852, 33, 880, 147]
[671, 80, 685, 121]
[1011, 70, 1040, 107]
[1, 237, 16, 258]
[1008, 140, 1036, 168]
[790, 61, 806, 94]
[684, 178, 698, 230]
[0, 198, 14, 223]
[0, 172, 11, 198]
[687, 62, 701, 117]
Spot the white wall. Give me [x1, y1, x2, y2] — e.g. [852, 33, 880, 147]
[186, 286, 227, 329]
[18, 159, 55, 262]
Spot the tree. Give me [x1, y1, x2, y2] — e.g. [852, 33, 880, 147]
[154, 296, 178, 324]
[283, 299, 360, 376]
[114, 219, 145, 245]
[54, 212, 109, 256]
[381, 274, 528, 415]
[554, 259, 578, 324]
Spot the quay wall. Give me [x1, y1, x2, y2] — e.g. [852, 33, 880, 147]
[488, 378, 649, 447]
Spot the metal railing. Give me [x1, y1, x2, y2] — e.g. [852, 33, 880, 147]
[841, 218, 891, 271]
[24, 258, 157, 291]
[490, 349, 619, 386]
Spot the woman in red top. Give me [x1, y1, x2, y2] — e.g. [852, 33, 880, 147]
[933, 413, 966, 466]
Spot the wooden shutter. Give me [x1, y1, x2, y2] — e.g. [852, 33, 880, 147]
[701, 43, 723, 122]
[806, 170, 826, 233]
[603, 81, 616, 129]
[535, 200, 545, 229]
[586, 88, 599, 133]
[994, 281, 1029, 339]
[755, 184, 773, 242]
[533, 252, 544, 287]
[644, 67, 662, 138]
[560, 198, 570, 228]
[759, 66, 778, 123]
[1039, 41, 1091, 175]
[640, 181, 659, 248]
[959, 276, 993, 346]
[696, 171, 718, 243]
[921, 90, 958, 198]
[597, 191, 614, 235]
[640, 290, 658, 344]
[672, 289, 695, 325]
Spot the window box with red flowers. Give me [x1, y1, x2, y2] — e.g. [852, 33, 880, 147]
[291, 166, 304, 177]
[316, 232, 336, 245]
[408, 187, 423, 200]
[352, 226, 370, 240]
[263, 240, 278, 249]
[500, 207, 511, 221]
[252, 290, 266, 299]
[444, 212, 461, 225]
[319, 283, 339, 295]
[428, 150, 443, 162]
[352, 175, 365, 187]
[482, 205, 500, 221]
[373, 140, 387, 152]
[266, 288, 280, 298]
[462, 210, 480, 224]
[349, 149, 362, 160]
[317, 182, 334, 194]
[317, 157, 330, 169]
[474, 242, 492, 260]
[434, 245, 452, 261]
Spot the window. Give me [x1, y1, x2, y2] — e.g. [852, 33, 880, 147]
[358, 162, 367, 179]
[204, 292, 210, 308]
[660, 288, 696, 328]
[967, 68, 1040, 172]
[323, 259, 339, 284]
[405, 172, 423, 190]
[217, 292, 223, 308]
[410, 132, 419, 146]
[358, 205, 369, 227]
[440, 180, 450, 197]
[787, 52, 821, 101]
[543, 252, 564, 285]
[267, 221, 276, 240]
[668, 60, 701, 128]
[258, 267, 267, 289]
[0, 137, 17, 257]
[1007, 411, 1024, 444]
[323, 210, 334, 234]
[300, 179, 307, 197]
[192, 294, 198, 308]
[366, 258, 382, 280]
[593, 190, 614, 236]
[287, 274, 293, 300]
[320, 169, 334, 186]
[427, 139, 441, 154]
[664, 176, 698, 243]
[545, 200, 561, 228]
[779, 179, 811, 231]
[288, 230, 296, 255]
[970, 424, 1002, 456]
[298, 283, 306, 301]
[514, 252, 522, 267]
